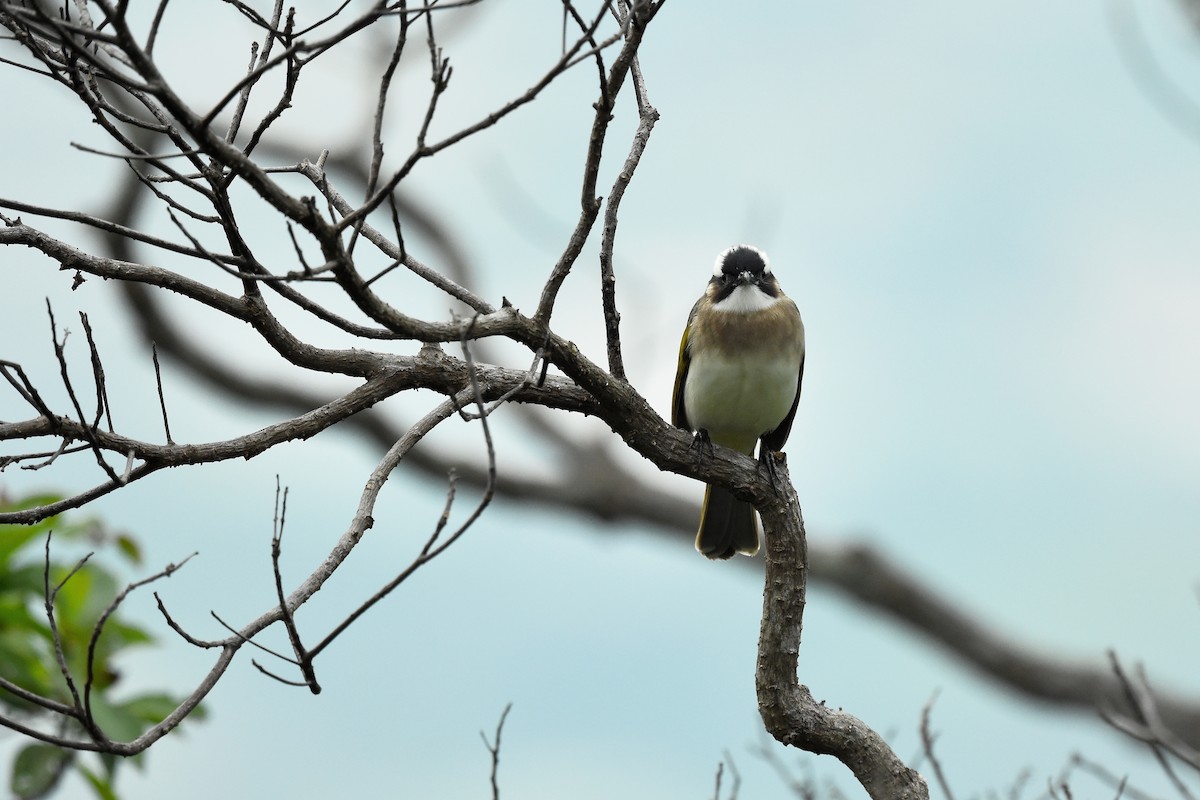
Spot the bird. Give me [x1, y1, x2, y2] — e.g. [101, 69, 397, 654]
[671, 244, 805, 559]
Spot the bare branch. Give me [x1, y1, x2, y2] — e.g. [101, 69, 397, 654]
[0, 198, 243, 266]
[145, 0, 172, 57]
[78, 312, 114, 433]
[0, 357, 56, 420]
[150, 343, 174, 445]
[919, 691, 956, 800]
[0, 673, 78, 718]
[83, 552, 198, 728]
[1064, 753, 1159, 800]
[296, 158, 494, 318]
[533, 3, 662, 325]
[46, 302, 122, 485]
[42, 533, 92, 732]
[309, 320, 501, 658]
[224, 0, 283, 146]
[598, 42, 658, 380]
[0, 354, 591, 525]
[482, 703, 513, 800]
[334, 1, 627, 236]
[209, 612, 298, 664]
[755, 457, 928, 799]
[1102, 652, 1200, 797]
[715, 750, 742, 800]
[348, 2, 409, 258]
[268, 478, 321, 694]
[154, 591, 224, 649]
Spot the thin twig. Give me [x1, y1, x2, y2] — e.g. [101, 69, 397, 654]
[533, 2, 661, 326]
[349, 0, 410, 257]
[224, 0, 285, 146]
[481, 703, 513, 800]
[1065, 754, 1158, 800]
[78, 312, 114, 432]
[0, 197, 241, 264]
[209, 611, 299, 664]
[41, 532, 92, 729]
[297, 158, 493, 314]
[46, 302, 122, 485]
[1104, 652, 1200, 798]
[309, 317, 503, 657]
[415, 7, 452, 151]
[69, 141, 202, 160]
[250, 659, 311, 687]
[269, 477, 321, 693]
[333, 1, 624, 235]
[150, 343, 174, 444]
[305, 388, 475, 659]
[0, 358, 56, 419]
[239, 7, 299, 161]
[919, 690, 956, 800]
[144, 0, 172, 56]
[597, 39, 658, 380]
[83, 552, 198, 726]
[0, 674, 78, 717]
[154, 591, 224, 648]
[721, 749, 742, 800]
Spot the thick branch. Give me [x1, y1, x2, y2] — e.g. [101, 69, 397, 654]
[755, 458, 929, 798]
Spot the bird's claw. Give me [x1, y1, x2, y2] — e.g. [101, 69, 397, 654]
[759, 447, 784, 488]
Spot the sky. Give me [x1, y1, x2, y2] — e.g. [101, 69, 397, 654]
[2, 1, 1200, 798]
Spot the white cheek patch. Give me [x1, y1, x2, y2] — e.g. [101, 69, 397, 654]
[713, 283, 779, 313]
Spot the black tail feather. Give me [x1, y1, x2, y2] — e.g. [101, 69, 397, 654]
[695, 483, 759, 559]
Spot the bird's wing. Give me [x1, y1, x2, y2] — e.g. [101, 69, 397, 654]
[761, 351, 804, 453]
[670, 302, 699, 430]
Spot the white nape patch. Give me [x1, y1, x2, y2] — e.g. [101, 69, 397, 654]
[713, 283, 780, 313]
[712, 244, 772, 276]
[711, 251, 727, 277]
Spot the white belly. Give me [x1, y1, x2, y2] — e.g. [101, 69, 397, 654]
[683, 349, 799, 454]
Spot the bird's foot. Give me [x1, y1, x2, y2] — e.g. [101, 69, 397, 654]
[759, 447, 785, 489]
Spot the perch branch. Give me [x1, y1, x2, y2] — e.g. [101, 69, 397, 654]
[755, 456, 929, 799]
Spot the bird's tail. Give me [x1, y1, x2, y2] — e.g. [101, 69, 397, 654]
[695, 483, 760, 559]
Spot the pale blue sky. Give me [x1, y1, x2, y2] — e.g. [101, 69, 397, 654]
[3, 1, 1200, 797]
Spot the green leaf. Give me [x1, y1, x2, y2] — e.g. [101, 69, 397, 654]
[118, 692, 199, 725]
[0, 495, 76, 571]
[75, 763, 120, 800]
[0, 630, 56, 709]
[50, 565, 111, 628]
[114, 534, 141, 566]
[3, 563, 54, 597]
[10, 743, 69, 799]
[98, 619, 154, 650]
[87, 694, 145, 744]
